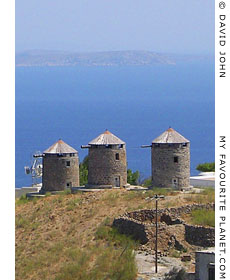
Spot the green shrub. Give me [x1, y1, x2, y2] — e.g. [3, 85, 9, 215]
[127, 169, 140, 185]
[196, 162, 215, 172]
[143, 177, 152, 187]
[79, 156, 89, 186]
[170, 250, 181, 258]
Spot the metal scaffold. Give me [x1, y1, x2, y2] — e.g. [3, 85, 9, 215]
[24, 152, 43, 186]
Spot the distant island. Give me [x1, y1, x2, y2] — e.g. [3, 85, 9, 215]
[15, 50, 211, 67]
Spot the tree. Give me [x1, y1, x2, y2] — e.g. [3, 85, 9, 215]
[79, 156, 89, 186]
[127, 169, 140, 185]
[163, 267, 188, 280]
[196, 162, 215, 172]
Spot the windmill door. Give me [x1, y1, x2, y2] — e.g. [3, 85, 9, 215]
[172, 178, 178, 189]
[115, 177, 120, 187]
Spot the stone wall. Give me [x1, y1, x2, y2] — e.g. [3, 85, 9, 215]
[185, 225, 215, 247]
[88, 145, 127, 187]
[113, 203, 215, 252]
[122, 203, 214, 224]
[42, 154, 79, 191]
[151, 143, 190, 189]
[113, 218, 148, 244]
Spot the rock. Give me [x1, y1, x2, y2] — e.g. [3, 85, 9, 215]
[181, 255, 191, 262]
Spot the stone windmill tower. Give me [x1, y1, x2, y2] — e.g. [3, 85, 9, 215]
[42, 139, 79, 192]
[142, 127, 190, 189]
[81, 130, 127, 188]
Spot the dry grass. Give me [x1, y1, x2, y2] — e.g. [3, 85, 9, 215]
[15, 188, 214, 280]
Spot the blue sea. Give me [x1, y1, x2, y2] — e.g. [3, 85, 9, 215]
[15, 61, 215, 188]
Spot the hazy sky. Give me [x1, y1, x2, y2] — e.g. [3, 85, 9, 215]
[16, 0, 214, 54]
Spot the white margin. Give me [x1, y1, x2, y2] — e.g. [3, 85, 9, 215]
[215, 0, 230, 279]
[0, 0, 15, 279]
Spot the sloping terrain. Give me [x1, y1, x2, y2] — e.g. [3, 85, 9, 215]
[15, 188, 214, 280]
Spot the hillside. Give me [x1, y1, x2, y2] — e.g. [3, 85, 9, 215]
[15, 188, 214, 280]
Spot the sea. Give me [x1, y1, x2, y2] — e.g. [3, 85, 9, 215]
[15, 61, 215, 188]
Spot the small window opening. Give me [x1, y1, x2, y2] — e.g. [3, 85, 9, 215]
[182, 143, 187, 147]
[106, 144, 112, 148]
[174, 156, 178, 163]
[115, 153, 120, 160]
[66, 161, 71, 167]
[66, 182, 72, 188]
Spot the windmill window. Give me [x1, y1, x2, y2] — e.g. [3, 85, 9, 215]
[182, 143, 187, 147]
[106, 145, 112, 148]
[66, 161, 71, 167]
[174, 157, 178, 163]
[115, 153, 120, 160]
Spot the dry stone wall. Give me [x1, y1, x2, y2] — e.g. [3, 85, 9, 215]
[113, 218, 148, 244]
[113, 203, 215, 252]
[185, 225, 215, 247]
[122, 203, 214, 224]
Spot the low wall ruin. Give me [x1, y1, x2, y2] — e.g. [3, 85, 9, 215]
[185, 224, 215, 247]
[113, 203, 215, 251]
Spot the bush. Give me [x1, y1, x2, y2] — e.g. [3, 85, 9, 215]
[164, 267, 188, 280]
[196, 162, 215, 172]
[143, 177, 152, 187]
[79, 156, 88, 186]
[127, 169, 140, 185]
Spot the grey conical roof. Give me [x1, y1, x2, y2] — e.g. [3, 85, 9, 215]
[152, 128, 189, 144]
[43, 139, 78, 154]
[88, 130, 125, 145]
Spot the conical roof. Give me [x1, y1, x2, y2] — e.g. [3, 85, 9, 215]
[152, 128, 189, 144]
[43, 139, 78, 154]
[88, 130, 125, 145]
